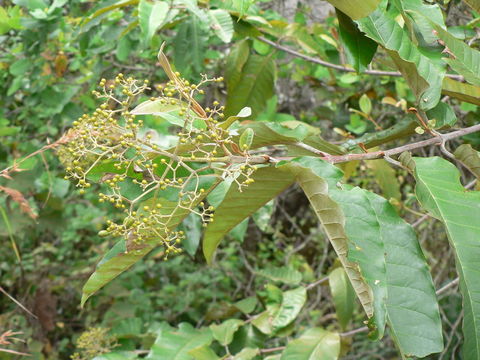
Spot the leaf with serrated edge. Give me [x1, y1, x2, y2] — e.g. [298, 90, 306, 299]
[411, 157, 480, 359]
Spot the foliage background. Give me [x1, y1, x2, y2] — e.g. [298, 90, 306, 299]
[0, 0, 478, 359]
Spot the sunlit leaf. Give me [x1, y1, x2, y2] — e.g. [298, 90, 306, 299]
[147, 323, 212, 359]
[138, 0, 169, 43]
[209, 9, 234, 43]
[210, 319, 244, 346]
[325, 0, 381, 20]
[280, 328, 340, 360]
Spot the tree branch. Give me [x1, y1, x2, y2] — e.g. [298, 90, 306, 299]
[257, 36, 464, 80]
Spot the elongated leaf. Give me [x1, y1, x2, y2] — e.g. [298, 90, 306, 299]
[280, 328, 340, 360]
[280, 158, 374, 319]
[454, 144, 480, 179]
[209, 9, 234, 43]
[147, 323, 212, 359]
[357, 5, 445, 110]
[430, 21, 480, 86]
[442, 77, 480, 105]
[410, 157, 480, 359]
[337, 10, 377, 72]
[203, 167, 296, 263]
[257, 266, 302, 285]
[225, 40, 250, 97]
[173, 17, 204, 72]
[330, 186, 443, 357]
[325, 0, 380, 20]
[138, 0, 169, 43]
[329, 267, 354, 330]
[225, 54, 276, 118]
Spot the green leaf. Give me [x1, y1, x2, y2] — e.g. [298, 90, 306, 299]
[280, 158, 374, 319]
[138, 0, 169, 43]
[252, 287, 307, 334]
[442, 77, 480, 106]
[337, 10, 377, 72]
[257, 266, 302, 285]
[430, 21, 480, 86]
[359, 94, 372, 115]
[210, 319, 244, 346]
[231, 348, 259, 360]
[366, 159, 401, 201]
[203, 167, 296, 264]
[81, 245, 152, 307]
[188, 345, 219, 360]
[93, 352, 138, 360]
[225, 54, 276, 118]
[239, 128, 254, 150]
[325, 0, 380, 20]
[411, 156, 480, 359]
[173, 17, 204, 72]
[234, 297, 257, 314]
[330, 187, 443, 356]
[280, 328, 340, 360]
[238, 122, 322, 151]
[426, 101, 457, 128]
[219, 107, 251, 130]
[454, 144, 480, 179]
[329, 267, 354, 330]
[147, 323, 213, 359]
[391, 0, 446, 47]
[225, 39, 250, 98]
[356, 5, 445, 110]
[208, 9, 234, 43]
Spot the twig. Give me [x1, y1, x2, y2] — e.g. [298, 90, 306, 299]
[436, 278, 460, 296]
[257, 36, 464, 80]
[0, 286, 37, 319]
[306, 276, 329, 290]
[341, 326, 369, 337]
[259, 346, 286, 354]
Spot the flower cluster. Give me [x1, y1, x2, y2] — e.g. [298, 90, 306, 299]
[59, 68, 256, 258]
